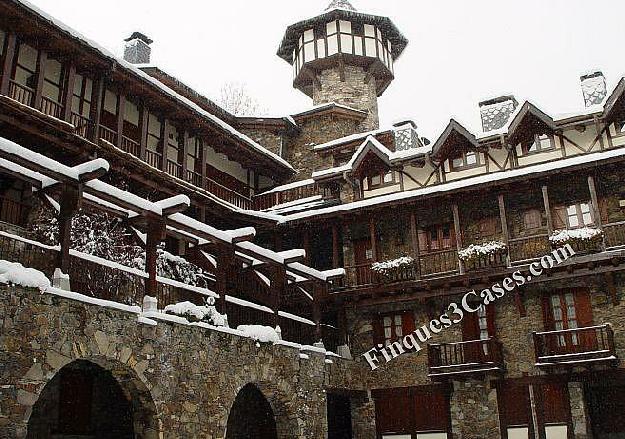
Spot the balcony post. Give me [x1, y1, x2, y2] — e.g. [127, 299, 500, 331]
[0, 33, 16, 96]
[116, 93, 126, 149]
[145, 218, 166, 298]
[542, 185, 553, 234]
[303, 228, 311, 265]
[452, 202, 464, 274]
[271, 265, 286, 329]
[313, 283, 327, 344]
[369, 216, 378, 261]
[587, 175, 603, 228]
[33, 50, 47, 110]
[332, 223, 340, 269]
[139, 104, 149, 160]
[409, 211, 420, 277]
[161, 118, 170, 172]
[200, 138, 208, 187]
[90, 78, 104, 143]
[498, 194, 510, 265]
[62, 64, 76, 122]
[181, 130, 190, 179]
[215, 243, 234, 314]
[57, 184, 81, 275]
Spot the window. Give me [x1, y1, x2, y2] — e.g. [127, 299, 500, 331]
[450, 151, 480, 171]
[523, 209, 542, 230]
[167, 125, 182, 162]
[13, 42, 38, 91]
[147, 113, 162, 152]
[521, 134, 554, 155]
[374, 312, 414, 347]
[327, 21, 339, 56]
[0, 30, 6, 57]
[478, 217, 498, 238]
[551, 293, 578, 346]
[187, 136, 202, 174]
[362, 171, 396, 191]
[543, 289, 593, 350]
[41, 57, 64, 104]
[382, 314, 403, 346]
[419, 223, 454, 252]
[122, 99, 140, 142]
[71, 73, 93, 118]
[554, 202, 593, 229]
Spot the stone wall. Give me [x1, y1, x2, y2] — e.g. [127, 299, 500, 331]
[0, 285, 363, 439]
[238, 128, 283, 158]
[312, 65, 380, 132]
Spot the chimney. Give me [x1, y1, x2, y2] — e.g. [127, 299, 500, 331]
[580, 70, 607, 107]
[123, 32, 153, 64]
[393, 119, 419, 151]
[479, 95, 518, 132]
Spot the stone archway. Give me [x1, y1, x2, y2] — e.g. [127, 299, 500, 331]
[26, 358, 160, 439]
[226, 383, 278, 439]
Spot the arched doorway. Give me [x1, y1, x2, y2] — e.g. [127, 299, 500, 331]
[226, 383, 278, 439]
[27, 359, 158, 439]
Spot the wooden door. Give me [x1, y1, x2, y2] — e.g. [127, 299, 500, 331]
[462, 304, 495, 363]
[353, 237, 374, 285]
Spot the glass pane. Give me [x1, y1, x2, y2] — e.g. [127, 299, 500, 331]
[124, 100, 139, 125]
[364, 24, 375, 37]
[304, 29, 314, 42]
[507, 427, 529, 439]
[327, 34, 339, 56]
[326, 21, 337, 35]
[84, 77, 93, 101]
[545, 425, 568, 439]
[383, 316, 391, 327]
[18, 43, 38, 71]
[316, 39, 326, 58]
[365, 38, 376, 57]
[73, 74, 84, 95]
[394, 315, 402, 326]
[466, 152, 477, 165]
[377, 41, 384, 60]
[383, 172, 393, 183]
[44, 58, 63, 84]
[340, 34, 353, 54]
[339, 20, 352, 33]
[371, 174, 381, 185]
[304, 42, 315, 62]
[0, 30, 5, 56]
[103, 89, 118, 114]
[354, 36, 363, 55]
[148, 113, 161, 136]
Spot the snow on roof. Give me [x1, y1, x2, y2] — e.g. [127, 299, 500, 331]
[265, 195, 323, 212]
[268, 198, 330, 215]
[14, 0, 294, 173]
[291, 102, 367, 117]
[282, 144, 625, 223]
[313, 127, 392, 151]
[261, 178, 315, 195]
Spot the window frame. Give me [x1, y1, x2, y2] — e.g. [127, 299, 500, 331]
[449, 150, 481, 171]
[420, 223, 455, 252]
[613, 119, 625, 138]
[362, 170, 397, 191]
[520, 133, 555, 156]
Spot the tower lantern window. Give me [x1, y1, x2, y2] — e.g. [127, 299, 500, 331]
[339, 20, 352, 33]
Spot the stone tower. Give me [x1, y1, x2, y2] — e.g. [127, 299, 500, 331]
[277, 0, 408, 132]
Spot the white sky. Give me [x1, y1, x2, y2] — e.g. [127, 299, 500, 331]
[27, 0, 625, 141]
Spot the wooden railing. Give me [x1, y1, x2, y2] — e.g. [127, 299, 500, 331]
[343, 263, 375, 287]
[144, 149, 162, 169]
[70, 112, 91, 138]
[185, 170, 203, 187]
[166, 159, 182, 179]
[120, 135, 140, 156]
[533, 324, 617, 367]
[8, 80, 34, 106]
[604, 221, 625, 249]
[420, 249, 459, 277]
[0, 196, 28, 227]
[253, 181, 320, 210]
[98, 125, 117, 145]
[205, 177, 252, 210]
[39, 95, 63, 119]
[463, 252, 507, 272]
[428, 338, 505, 378]
[508, 234, 550, 262]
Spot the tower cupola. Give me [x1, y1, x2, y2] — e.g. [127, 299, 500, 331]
[277, 1, 408, 131]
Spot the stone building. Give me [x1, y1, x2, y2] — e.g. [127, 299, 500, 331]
[2, 0, 625, 439]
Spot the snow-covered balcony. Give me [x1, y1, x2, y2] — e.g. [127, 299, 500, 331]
[458, 241, 508, 272]
[427, 338, 505, 380]
[533, 324, 618, 368]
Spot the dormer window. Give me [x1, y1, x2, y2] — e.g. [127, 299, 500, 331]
[450, 151, 480, 171]
[362, 171, 396, 191]
[521, 134, 554, 155]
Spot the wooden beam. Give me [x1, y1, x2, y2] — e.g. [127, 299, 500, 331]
[33, 50, 47, 110]
[452, 202, 464, 274]
[409, 211, 420, 262]
[215, 243, 234, 313]
[272, 265, 286, 327]
[57, 184, 81, 273]
[161, 118, 170, 172]
[542, 185, 553, 234]
[498, 194, 510, 265]
[145, 218, 166, 297]
[369, 216, 378, 261]
[90, 78, 104, 143]
[139, 103, 149, 161]
[332, 223, 340, 269]
[303, 229, 311, 265]
[587, 174, 602, 228]
[116, 93, 126, 149]
[181, 129, 189, 179]
[0, 33, 16, 95]
[62, 63, 76, 122]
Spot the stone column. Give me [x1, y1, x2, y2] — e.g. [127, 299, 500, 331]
[449, 380, 501, 439]
[351, 392, 377, 439]
[568, 382, 590, 439]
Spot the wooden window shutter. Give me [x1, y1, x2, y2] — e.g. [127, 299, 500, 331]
[573, 289, 594, 327]
[542, 294, 555, 331]
[461, 310, 480, 341]
[486, 304, 496, 337]
[599, 198, 609, 223]
[372, 316, 384, 346]
[552, 206, 567, 229]
[418, 229, 429, 252]
[541, 382, 570, 425]
[402, 311, 415, 335]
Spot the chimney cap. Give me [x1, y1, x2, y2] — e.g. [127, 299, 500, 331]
[580, 70, 604, 80]
[392, 119, 417, 129]
[124, 32, 153, 45]
[479, 95, 518, 108]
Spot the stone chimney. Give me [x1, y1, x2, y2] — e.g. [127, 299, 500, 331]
[123, 32, 153, 64]
[393, 120, 419, 151]
[580, 70, 607, 107]
[479, 95, 518, 132]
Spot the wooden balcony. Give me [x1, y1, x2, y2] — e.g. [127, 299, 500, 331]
[70, 112, 92, 138]
[253, 181, 321, 210]
[428, 338, 505, 379]
[205, 178, 252, 210]
[419, 249, 459, 277]
[604, 221, 625, 249]
[0, 196, 28, 227]
[39, 95, 63, 119]
[185, 170, 203, 187]
[166, 159, 182, 179]
[463, 252, 507, 272]
[144, 149, 162, 169]
[120, 135, 140, 156]
[508, 234, 550, 263]
[98, 125, 117, 145]
[533, 324, 618, 368]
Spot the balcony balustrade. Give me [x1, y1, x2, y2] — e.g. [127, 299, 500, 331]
[533, 324, 618, 367]
[120, 135, 140, 157]
[428, 338, 505, 379]
[508, 234, 551, 263]
[8, 80, 34, 106]
[603, 221, 625, 249]
[463, 251, 507, 272]
[39, 95, 63, 119]
[98, 125, 117, 145]
[419, 249, 459, 277]
[70, 112, 92, 138]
